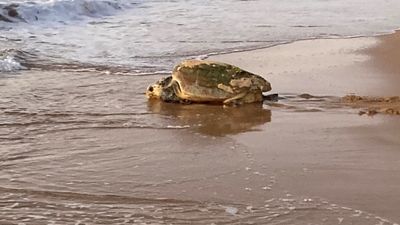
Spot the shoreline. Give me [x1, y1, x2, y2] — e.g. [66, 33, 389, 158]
[206, 28, 399, 60]
[206, 30, 400, 223]
[3, 2, 400, 224]
[210, 30, 400, 115]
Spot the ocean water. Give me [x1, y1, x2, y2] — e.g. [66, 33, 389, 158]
[1, 0, 400, 73]
[1, 0, 400, 224]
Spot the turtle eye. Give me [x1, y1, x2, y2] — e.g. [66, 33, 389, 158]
[148, 86, 154, 92]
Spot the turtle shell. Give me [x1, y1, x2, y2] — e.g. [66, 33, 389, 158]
[171, 60, 270, 102]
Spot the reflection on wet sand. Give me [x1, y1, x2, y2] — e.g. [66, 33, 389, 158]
[147, 100, 271, 136]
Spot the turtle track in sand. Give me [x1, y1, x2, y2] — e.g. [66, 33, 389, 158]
[341, 95, 400, 116]
[265, 94, 400, 116]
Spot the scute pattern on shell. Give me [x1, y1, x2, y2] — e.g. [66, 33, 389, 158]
[173, 60, 255, 89]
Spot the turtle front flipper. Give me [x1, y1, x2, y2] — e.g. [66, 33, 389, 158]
[146, 76, 182, 103]
[169, 79, 191, 104]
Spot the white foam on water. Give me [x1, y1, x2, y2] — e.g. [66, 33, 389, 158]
[223, 206, 238, 215]
[166, 125, 190, 129]
[0, 0, 134, 24]
[0, 55, 25, 72]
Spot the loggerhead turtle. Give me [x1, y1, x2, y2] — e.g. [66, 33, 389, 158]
[146, 60, 274, 105]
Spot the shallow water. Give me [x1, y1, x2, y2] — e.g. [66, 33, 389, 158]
[1, 69, 400, 224]
[1, 0, 400, 224]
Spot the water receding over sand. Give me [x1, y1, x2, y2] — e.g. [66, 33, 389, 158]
[0, 32, 399, 224]
[1, 1, 400, 222]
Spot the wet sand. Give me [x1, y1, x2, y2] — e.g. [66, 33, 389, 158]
[1, 33, 400, 224]
[211, 33, 400, 96]
[342, 95, 400, 115]
[211, 32, 400, 114]
[209, 31, 400, 223]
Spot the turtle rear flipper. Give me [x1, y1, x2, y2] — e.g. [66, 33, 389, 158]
[263, 93, 279, 102]
[223, 91, 249, 105]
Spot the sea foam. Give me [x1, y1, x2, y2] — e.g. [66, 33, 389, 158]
[0, 49, 28, 72]
[0, 55, 25, 72]
[0, 0, 133, 24]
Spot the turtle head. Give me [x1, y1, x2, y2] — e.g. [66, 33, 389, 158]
[146, 76, 172, 99]
[146, 83, 164, 99]
[146, 76, 180, 102]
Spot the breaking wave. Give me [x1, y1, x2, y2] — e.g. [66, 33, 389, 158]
[0, 49, 27, 72]
[0, 0, 135, 24]
[0, 48, 170, 75]
[0, 55, 25, 72]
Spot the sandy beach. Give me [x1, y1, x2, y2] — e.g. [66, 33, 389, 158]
[2, 4, 400, 223]
[211, 32, 400, 115]
[206, 31, 400, 223]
